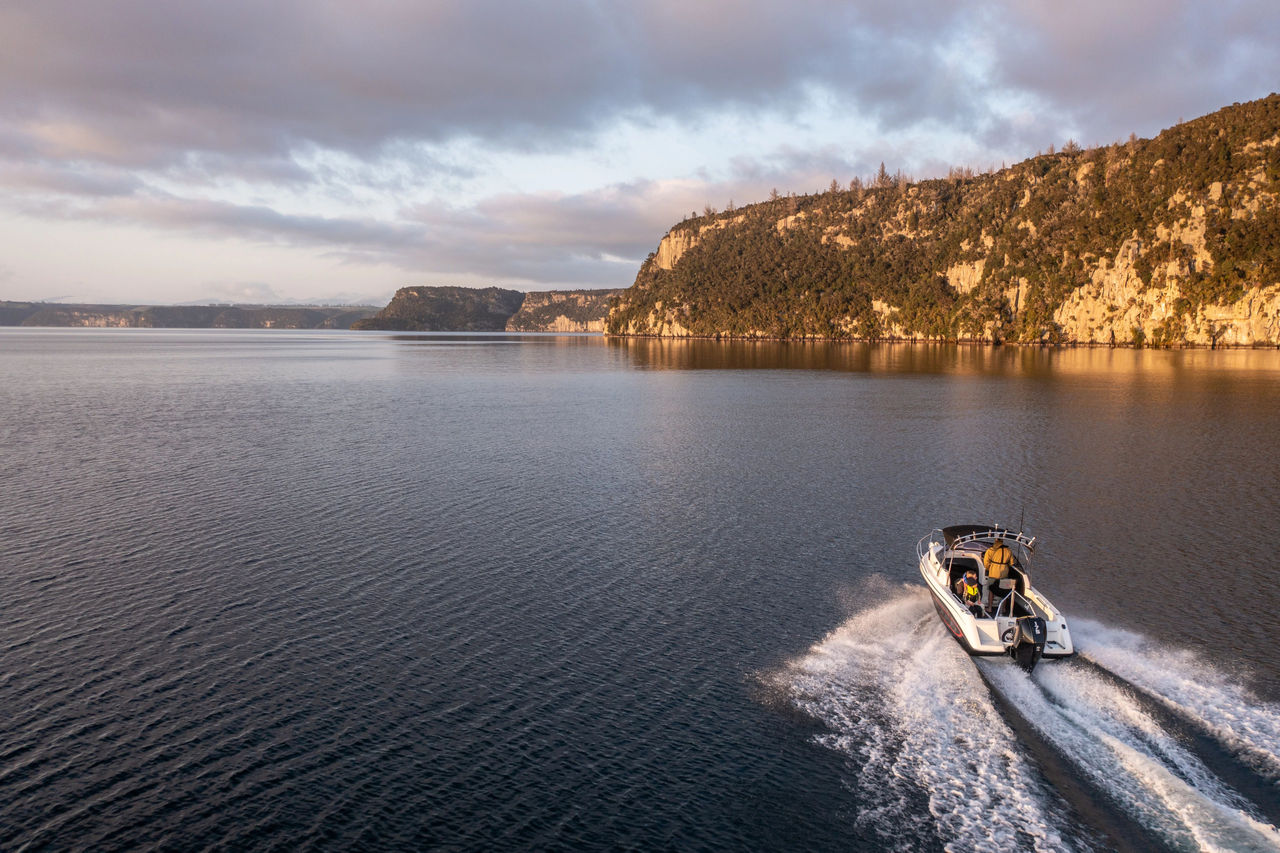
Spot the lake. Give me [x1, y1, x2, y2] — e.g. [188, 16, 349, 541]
[2, 329, 1278, 851]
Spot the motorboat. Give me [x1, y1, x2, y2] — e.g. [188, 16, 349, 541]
[918, 525, 1074, 671]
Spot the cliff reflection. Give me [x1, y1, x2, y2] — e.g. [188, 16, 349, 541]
[606, 337, 1280, 381]
[607, 338, 1064, 376]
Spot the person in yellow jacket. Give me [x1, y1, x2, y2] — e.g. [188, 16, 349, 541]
[983, 541, 1014, 608]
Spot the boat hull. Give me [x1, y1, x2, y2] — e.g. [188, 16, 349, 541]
[927, 588, 1006, 656]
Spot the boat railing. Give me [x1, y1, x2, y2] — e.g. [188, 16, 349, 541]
[951, 527, 1036, 552]
[993, 589, 1055, 623]
[917, 529, 944, 562]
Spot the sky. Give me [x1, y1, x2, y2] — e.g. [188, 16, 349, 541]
[1, 1, 1277, 306]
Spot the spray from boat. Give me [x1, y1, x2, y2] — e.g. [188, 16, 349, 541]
[777, 583, 1074, 851]
[774, 584, 1280, 852]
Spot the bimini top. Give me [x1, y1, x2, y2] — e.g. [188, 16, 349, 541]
[942, 524, 1037, 553]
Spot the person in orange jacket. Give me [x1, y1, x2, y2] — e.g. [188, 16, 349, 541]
[983, 540, 1014, 609]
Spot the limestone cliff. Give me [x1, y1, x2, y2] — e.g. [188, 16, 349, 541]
[1052, 238, 1280, 346]
[505, 289, 625, 332]
[650, 216, 745, 271]
[607, 94, 1280, 346]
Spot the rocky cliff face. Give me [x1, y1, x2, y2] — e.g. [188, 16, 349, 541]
[1052, 238, 1280, 346]
[608, 95, 1280, 346]
[651, 217, 743, 271]
[505, 289, 624, 332]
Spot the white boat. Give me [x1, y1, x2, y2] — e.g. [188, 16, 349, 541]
[917, 525, 1074, 670]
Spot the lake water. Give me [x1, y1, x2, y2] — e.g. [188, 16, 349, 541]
[2, 328, 1278, 851]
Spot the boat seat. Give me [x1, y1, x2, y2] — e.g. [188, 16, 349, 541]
[983, 576, 1016, 594]
[989, 578, 1017, 615]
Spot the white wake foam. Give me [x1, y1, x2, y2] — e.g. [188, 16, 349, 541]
[779, 586, 1280, 852]
[1074, 617, 1280, 783]
[778, 583, 1072, 852]
[982, 661, 1280, 852]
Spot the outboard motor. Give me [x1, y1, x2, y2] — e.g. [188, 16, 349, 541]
[1006, 616, 1047, 671]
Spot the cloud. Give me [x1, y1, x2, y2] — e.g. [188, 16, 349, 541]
[0, 0, 1277, 300]
[0, 0, 1118, 170]
[0, 162, 143, 198]
[17, 191, 424, 260]
[204, 281, 283, 304]
[401, 181, 690, 285]
[3, 1, 1275, 168]
[983, 0, 1280, 144]
[6, 157, 847, 290]
[6, 178, 648, 287]
[1, 0, 855, 168]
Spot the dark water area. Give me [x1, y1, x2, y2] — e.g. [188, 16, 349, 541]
[2, 329, 1278, 851]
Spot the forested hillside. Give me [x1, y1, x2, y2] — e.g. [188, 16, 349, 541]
[353, 286, 620, 332]
[607, 95, 1280, 346]
[352, 287, 526, 331]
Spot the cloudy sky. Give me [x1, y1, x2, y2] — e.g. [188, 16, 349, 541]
[1, 0, 1276, 305]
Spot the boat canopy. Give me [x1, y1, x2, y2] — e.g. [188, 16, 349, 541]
[940, 524, 1038, 576]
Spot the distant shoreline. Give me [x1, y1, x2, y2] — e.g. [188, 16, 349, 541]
[7, 317, 1278, 348]
[0, 300, 379, 330]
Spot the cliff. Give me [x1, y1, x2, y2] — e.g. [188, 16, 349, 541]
[353, 286, 619, 332]
[505, 289, 625, 332]
[351, 286, 526, 331]
[607, 94, 1280, 346]
[0, 302, 378, 329]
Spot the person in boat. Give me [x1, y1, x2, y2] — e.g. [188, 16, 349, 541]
[954, 569, 985, 616]
[983, 540, 1014, 607]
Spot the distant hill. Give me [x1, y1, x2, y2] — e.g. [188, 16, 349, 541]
[606, 94, 1280, 346]
[353, 286, 622, 332]
[1, 289, 625, 334]
[0, 302, 378, 329]
[350, 287, 526, 331]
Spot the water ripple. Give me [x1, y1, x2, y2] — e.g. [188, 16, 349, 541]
[3, 331, 1279, 851]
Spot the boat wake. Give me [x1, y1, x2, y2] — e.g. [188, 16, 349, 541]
[776, 583, 1280, 852]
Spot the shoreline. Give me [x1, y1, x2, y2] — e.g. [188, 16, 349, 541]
[6, 324, 1278, 349]
[601, 332, 1280, 350]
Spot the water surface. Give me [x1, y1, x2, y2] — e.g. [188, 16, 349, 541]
[2, 329, 1278, 850]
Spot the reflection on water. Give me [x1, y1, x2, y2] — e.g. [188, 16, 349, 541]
[607, 336, 1280, 379]
[3, 329, 1279, 851]
[385, 332, 601, 346]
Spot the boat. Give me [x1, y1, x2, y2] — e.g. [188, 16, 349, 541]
[917, 525, 1074, 671]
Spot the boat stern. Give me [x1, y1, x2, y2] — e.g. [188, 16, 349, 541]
[1042, 618, 1075, 658]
